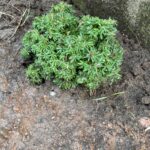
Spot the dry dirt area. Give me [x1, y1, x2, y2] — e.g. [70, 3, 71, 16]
[0, 0, 150, 149]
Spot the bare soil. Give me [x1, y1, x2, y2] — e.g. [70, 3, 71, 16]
[0, 0, 150, 149]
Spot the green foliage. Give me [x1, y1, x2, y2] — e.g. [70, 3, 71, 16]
[26, 64, 43, 84]
[21, 2, 123, 91]
[20, 48, 30, 60]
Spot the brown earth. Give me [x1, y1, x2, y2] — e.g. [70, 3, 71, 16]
[0, 0, 150, 149]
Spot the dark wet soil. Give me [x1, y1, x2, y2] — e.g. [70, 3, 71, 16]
[0, 0, 150, 149]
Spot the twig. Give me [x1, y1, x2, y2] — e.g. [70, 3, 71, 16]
[10, 4, 21, 13]
[1, 1, 21, 13]
[9, 8, 28, 39]
[93, 91, 125, 101]
[112, 91, 125, 96]
[20, 7, 30, 27]
[0, 11, 15, 18]
[8, 1, 31, 39]
[145, 126, 150, 133]
[93, 96, 108, 101]
[20, 1, 31, 27]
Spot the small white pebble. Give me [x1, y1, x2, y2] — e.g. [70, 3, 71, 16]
[50, 91, 56, 97]
[35, 104, 39, 108]
[17, 119, 21, 122]
[51, 116, 55, 120]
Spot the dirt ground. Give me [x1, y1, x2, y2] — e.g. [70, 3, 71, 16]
[0, 0, 150, 149]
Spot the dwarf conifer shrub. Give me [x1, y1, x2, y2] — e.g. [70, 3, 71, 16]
[21, 2, 123, 91]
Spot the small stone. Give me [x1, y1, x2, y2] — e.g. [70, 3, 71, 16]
[17, 119, 21, 122]
[141, 96, 150, 105]
[35, 104, 39, 108]
[132, 65, 143, 76]
[13, 106, 20, 112]
[142, 62, 150, 70]
[50, 91, 56, 97]
[139, 117, 150, 128]
[51, 116, 55, 120]
[43, 95, 49, 102]
[25, 132, 28, 136]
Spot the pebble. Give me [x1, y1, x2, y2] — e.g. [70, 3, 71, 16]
[132, 64, 143, 76]
[50, 91, 56, 97]
[13, 106, 20, 112]
[139, 117, 150, 128]
[141, 96, 150, 105]
[51, 116, 55, 120]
